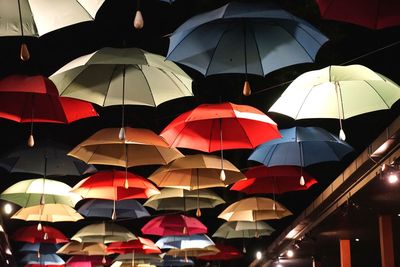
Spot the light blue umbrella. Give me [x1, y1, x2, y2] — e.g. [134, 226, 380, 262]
[167, 2, 328, 79]
[156, 234, 214, 249]
[77, 199, 150, 219]
[248, 127, 353, 167]
[20, 253, 65, 265]
[20, 243, 62, 255]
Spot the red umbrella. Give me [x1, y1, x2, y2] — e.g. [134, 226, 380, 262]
[316, 0, 400, 29]
[25, 265, 65, 267]
[141, 214, 207, 236]
[107, 237, 161, 254]
[72, 170, 160, 200]
[198, 244, 243, 261]
[11, 225, 68, 244]
[0, 75, 98, 146]
[230, 166, 317, 194]
[160, 102, 280, 152]
[65, 255, 112, 267]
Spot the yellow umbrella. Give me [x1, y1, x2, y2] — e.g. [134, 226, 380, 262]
[57, 241, 110, 256]
[218, 197, 292, 222]
[71, 222, 137, 244]
[148, 154, 245, 190]
[11, 203, 83, 222]
[68, 127, 183, 167]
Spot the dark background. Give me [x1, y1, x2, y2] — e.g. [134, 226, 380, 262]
[0, 0, 399, 266]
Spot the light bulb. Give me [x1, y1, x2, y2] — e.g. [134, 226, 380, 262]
[339, 129, 346, 141]
[299, 175, 305, 186]
[220, 169, 226, 181]
[388, 174, 398, 184]
[286, 249, 294, 257]
[256, 251, 262, 260]
[4, 204, 12, 215]
[27, 134, 35, 147]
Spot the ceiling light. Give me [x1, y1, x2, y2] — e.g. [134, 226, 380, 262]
[256, 251, 262, 260]
[3, 203, 12, 215]
[388, 173, 398, 184]
[355, 238, 360, 242]
[276, 264, 283, 267]
[286, 249, 294, 257]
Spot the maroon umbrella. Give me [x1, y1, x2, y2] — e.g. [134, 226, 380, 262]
[198, 244, 243, 261]
[230, 166, 317, 194]
[66, 255, 112, 267]
[141, 214, 207, 236]
[316, 0, 400, 29]
[11, 225, 68, 244]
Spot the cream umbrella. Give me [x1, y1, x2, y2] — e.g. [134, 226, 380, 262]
[11, 203, 84, 223]
[57, 241, 110, 256]
[71, 222, 137, 244]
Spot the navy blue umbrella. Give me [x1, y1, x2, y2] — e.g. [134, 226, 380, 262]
[20, 253, 65, 265]
[20, 243, 62, 255]
[248, 127, 354, 167]
[167, 2, 328, 95]
[158, 255, 194, 266]
[77, 199, 150, 219]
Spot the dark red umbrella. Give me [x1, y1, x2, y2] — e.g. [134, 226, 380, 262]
[0, 75, 98, 146]
[198, 244, 243, 261]
[107, 237, 161, 254]
[316, 0, 400, 29]
[65, 255, 112, 267]
[11, 225, 69, 244]
[141, 214, 207, 236]
[230, 166, 317, 194]
[25, 265, 65, 267]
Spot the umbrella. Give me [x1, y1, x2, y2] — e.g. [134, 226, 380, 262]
[107, 237, 161, 254]
[77, 199, 150, 219]
[143, 188, 225, 212]
[230, 166, 318, 194]
[57, 241, 110, 256]
[141, 214, 207, 236]
[20, 253, 65, 265]
[212, 221, 275, 239]
[316, 0, 400, 29]
[157, 255, 194, 266]
[218, 197, 292, 221]
[197, 244, 243, 261]
[0, 140, 96, 177]
[148, 154, 245, 193]
[114, 253, 162, 263]
[155, 234, 214, 249]
[248, 127, 354, 168]
[72, 170, 160, 200]
[268, 65, 400, 140]
[166, 246, 220, 258]
[0, 178, 82, 207]
[167, 1, 328, 95]
[0, 75, 98, 146]
[66, 255, 112, 267]
[11, 203, 84, 222]
[11, 225, 68, 244]
[68, 127, 183, 167]
[71, 222, 137, 244]
[20, 243, 62, 255]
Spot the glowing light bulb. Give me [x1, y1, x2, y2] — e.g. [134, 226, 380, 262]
[388, 174, 398, 184]
[286, 249, 294, 257]
[256, 251, 262, 260]
[4, 204, 12, 215]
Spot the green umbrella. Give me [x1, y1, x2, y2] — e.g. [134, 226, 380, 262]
[71, 222, 137, 244]
[143, 188, 225, 212]
[269, 64, 400, 140]
[212, 221, 275, 239]
[0, 178, 82, 207]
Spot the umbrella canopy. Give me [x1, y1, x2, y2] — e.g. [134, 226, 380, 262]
[0, 0, 104, 37]
[218, 197, 292, 221]
[155, 234, 214, 249]
[141, 214, 207, 236]
[57, 241, 110, 256]
[248, 127, 354, 167]
[11, 203, 84, 222]
[160, 102, 280, 152]
[197, 244, 243, 261]
[166, 246, 220, 258]
[72, 170, 160, 200]
[20, 253, 65, 265]
[66, 255, 112, 267]
[167, 1, 328, 95]
[212, 221, 275, 239]
[68, 127, 183, 167]
[0, 178, 82, 207]
[77, 199, 150, 219]
[114, 253, 162, 263]
[268, 65, 400, 140]
[20, 243, 62, 254]
[0, 140, 96, 176]
[107, 237, 161, 254]
[71, 222, 137, 244]
[11, 225, 68, 244]
[231, 166, 318, 194]
[144, 188, 225, 212]
[316, 0, 400, 29]
[157, 255, 194, 266]
[148, 154, 245, 190]
[50, 47, 193, 107]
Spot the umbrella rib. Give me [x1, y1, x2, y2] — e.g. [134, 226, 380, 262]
[364, 80, 391, 109]
[74, 0, 96, 19]
[160, 69, 192, 96]
[247, 21, 264, 76]
[138, 66, 157, 106]
[281, 24, 315, 62]
[236, 119, 253, 147]
[102, 65, 119, 107]
[294, 85, 317, 119]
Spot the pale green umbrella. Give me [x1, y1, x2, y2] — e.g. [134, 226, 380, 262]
[0, 178, 82, 207]
[71, 222, 137, 244]
[268, 64, 400, 141]
[212, 221, 275, 239]
[143, 188, 225, 212]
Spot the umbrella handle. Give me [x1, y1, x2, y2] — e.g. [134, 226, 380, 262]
[219, 119, 226, 181]
[335, 81, 346, 141]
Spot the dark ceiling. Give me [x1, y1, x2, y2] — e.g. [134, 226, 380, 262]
[0, 0, 399, 266]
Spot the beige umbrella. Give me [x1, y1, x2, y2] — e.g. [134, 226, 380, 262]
[218, 197, 292, 222]
[143, 188, 225, 212]
[57, 241, 110, 256]
[68, 127, 183, 167]
[148, 154, 245, 190]
[71, 222, 137, 244]
[11, 203, 83, 222]
[166, 245, 220, 258]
